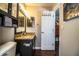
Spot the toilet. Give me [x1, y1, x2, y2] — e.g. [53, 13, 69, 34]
[0, 41, 16, 56]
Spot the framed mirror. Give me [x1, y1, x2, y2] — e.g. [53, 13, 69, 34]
[12, 3, 18, 18]
[27, 17, 35, 28]
[18, 10, 25, 27]
[16, 6, 26, 33]
[0, 3, 8, 12]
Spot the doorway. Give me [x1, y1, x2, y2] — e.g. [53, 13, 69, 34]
[41, 10, 55, 50]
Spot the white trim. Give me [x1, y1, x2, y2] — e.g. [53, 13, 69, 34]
[33, 47, 41, 50]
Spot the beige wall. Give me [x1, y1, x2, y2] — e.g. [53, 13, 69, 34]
[26, 6, 42, 47]
[60, 19, 79, 56]
[0, 27, 14, 45]
[16, 27, 25, 32]
[59, 4, 79, 56]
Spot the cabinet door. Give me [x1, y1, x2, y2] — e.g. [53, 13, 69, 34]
[4, 16, 12, 26]
[20, 41, 33, 56]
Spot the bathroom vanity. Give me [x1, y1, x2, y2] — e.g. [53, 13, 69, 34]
[15, 32, 36, 56]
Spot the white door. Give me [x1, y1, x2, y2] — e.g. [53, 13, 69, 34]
[41, 11, 55, 50]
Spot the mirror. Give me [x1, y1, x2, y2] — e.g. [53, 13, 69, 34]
[27, 17, 35, 28]
[12, 3, 18, 18]
[16, 5, 27, 33]
[0, 3, 8, 12]
[18, 10, 25, 27]
[16, 9, 26, 33]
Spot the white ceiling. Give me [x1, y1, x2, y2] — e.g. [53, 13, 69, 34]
[22, 3, 57, 10]
[23, 3, 56, 7]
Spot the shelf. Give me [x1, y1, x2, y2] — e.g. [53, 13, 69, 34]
[0, 9, 18, 28]
[0, 26, 16, 28]
[0, 9, 17, 20]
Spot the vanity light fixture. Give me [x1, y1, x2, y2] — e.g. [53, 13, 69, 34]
[19, 4, 30, 19]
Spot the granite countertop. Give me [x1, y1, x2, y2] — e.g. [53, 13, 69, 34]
[15, 33, 35, 40]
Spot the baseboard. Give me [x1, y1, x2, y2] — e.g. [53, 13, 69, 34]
[33, 47, 41, 50]
[33, 47, 55, 50]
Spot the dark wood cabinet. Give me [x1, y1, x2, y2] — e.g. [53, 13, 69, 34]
[15, 35, 36, 56]
[20, 40, 34, 56]
[8, 3, 19, 19]
[8, 3, 19, 27]
[0, 3, 19, 27]
[0, 13, 18, 27]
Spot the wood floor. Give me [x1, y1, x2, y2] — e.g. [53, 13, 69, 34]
[33, 50, 58, 56]
[16, 50, 58, 56]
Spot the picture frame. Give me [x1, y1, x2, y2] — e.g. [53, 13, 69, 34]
[27, 17, 35, 28]
[64, 3, 79, 21]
